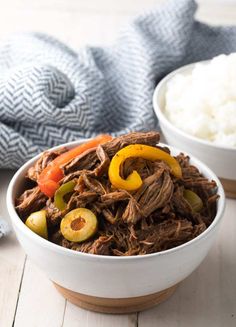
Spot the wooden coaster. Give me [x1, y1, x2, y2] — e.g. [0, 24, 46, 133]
[54, 283, 178, 314]
[220, 178, 236, 199]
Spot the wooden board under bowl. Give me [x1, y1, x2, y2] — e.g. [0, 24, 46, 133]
[54, 282, 179, 314]
[220, 178, 236, 199]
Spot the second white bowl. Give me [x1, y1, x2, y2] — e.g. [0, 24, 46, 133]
[153, 62, 236, 197]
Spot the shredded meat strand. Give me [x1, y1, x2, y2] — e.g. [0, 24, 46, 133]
[26, 147, 67, 182]
[15, 186, 47, 220]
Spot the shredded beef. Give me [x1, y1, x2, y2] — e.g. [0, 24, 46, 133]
[15, 186, 47, 220]
[122, 169, 174, 224]
[102, 131, 160, 158]
[76, 173, 106, 195]
[26, 148, 67, 182]
[46, 200, 63, 226]
[100, 191, 130, 205]
[63, 148, 98, 175]
[67, 191, 98, 211]
[16, 131, 219, 256]
[94, 145, 110, 177]
[61, 235, 113, 255]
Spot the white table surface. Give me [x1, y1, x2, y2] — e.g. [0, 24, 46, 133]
[1, 1, 236, 326]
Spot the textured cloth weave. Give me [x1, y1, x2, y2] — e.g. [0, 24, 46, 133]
[0, 217, 11, 239]
[1, 0, 236, 169]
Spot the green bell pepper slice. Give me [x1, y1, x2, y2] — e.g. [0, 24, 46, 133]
[183, 189, 203, 213]
[54, 180, 76, 211]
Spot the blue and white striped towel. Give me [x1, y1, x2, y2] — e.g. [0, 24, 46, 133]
[1, 0, 236, 171]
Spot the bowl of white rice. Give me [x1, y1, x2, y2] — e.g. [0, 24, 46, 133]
[153, 53, 236, 198]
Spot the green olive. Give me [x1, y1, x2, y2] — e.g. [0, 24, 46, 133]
[60, 208, 97, 242]
[25, 210, 48, 239]
[183, 189, 203, 213]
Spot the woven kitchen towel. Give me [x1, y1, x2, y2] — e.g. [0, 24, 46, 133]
[0, 217, 11, 239]
[1, 0, 236, 168]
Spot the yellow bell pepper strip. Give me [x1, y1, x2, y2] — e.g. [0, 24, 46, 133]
[60, 208, 98, 242]
[183, 189, 203, 212]
[54, 180, 76, 211]
[25, 210, 48, 239]
[108, 144, 182, 191]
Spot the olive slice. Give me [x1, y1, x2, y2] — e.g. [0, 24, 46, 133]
[60, 208, 98, 242]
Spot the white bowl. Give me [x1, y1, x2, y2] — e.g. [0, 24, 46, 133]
[6, 141, 225, 312]
[153, 62, 236, 197]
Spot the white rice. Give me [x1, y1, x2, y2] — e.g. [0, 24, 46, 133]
[165, 53, 236, 147]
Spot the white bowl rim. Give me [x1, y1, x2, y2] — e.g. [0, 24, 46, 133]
[6, 139, 225, 262]
[153, 60, 236, 152]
